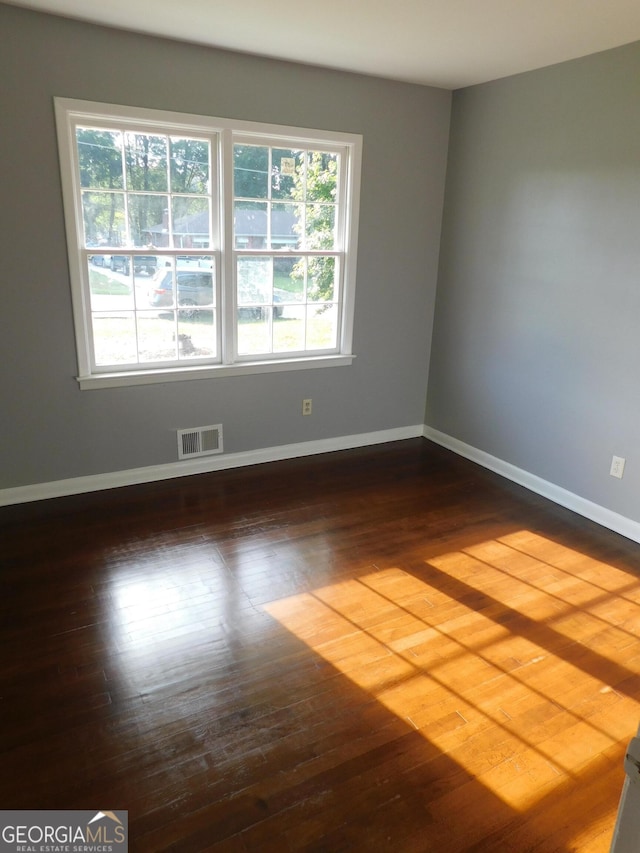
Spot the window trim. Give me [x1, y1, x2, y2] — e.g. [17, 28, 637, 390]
[55, 98, 362, 389]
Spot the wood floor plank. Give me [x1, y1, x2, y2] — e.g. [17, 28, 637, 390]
[1, 438, 639, 850]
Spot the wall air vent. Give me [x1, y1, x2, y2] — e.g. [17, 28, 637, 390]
[177, 424, 223, 460]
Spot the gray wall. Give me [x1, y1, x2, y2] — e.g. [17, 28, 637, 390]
[0, 4, 450, 489]
[426, 42, 640, 524]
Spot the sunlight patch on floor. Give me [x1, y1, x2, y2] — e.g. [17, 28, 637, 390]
[264, 529, 640, 838]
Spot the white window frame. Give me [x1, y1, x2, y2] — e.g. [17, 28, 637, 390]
[55, 98, 361, 390]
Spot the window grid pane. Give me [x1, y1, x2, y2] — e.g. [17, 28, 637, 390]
[233, 145, 340, 254]
[77, 127, 212, 252]
[74, 123, 216, 370]
[87, 254, 218, 369]
[234, 254, 340, 357]
[233, 141, 343, 358]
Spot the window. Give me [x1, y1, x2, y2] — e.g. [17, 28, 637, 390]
[55, 99, 362, 389]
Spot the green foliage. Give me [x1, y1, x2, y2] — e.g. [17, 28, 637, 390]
[234, 144, 269, 199]
[77, 129, 123, 189]
[77, 129, 124, 244]
[77, 128, 210, 246]
[89, 269, 131, 296]
[290, 152, 338, 303]
[125, 133, 167, 193]
[170, 139, 209, 194]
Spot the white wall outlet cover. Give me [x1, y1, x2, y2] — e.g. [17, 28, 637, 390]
[610, 455, 626, 479]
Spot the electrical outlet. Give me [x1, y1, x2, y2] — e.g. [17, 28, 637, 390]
[610, 455, 625, 479]
[302, 398, 312, 416]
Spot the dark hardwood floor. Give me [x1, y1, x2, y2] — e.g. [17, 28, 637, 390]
[2, 438, 640, 851]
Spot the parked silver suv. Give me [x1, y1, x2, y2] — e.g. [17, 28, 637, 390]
[149, 268, 214, 316]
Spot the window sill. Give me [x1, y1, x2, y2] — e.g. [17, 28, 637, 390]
[77, 354, 356, 390]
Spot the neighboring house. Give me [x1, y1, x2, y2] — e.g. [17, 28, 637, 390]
[145, 207, 299, 249]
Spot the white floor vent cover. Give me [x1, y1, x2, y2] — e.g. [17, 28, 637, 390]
[177, 424, 223, 460]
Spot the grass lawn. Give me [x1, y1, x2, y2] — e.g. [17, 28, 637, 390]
[89, 268, 131, 296]
[92, 310, 336, 365]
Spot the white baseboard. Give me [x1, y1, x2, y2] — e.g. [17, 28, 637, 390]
[6, 425, 639, 546]
[0, 425, 424, 507]
[424, 425, 640, 545]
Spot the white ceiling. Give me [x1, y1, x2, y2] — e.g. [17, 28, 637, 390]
[7, 0, 640, 89]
